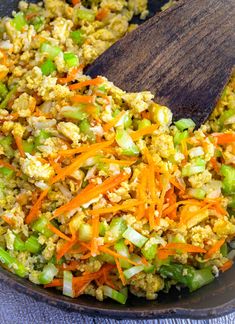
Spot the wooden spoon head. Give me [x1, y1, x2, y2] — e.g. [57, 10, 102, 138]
[86, 0, 235, 126]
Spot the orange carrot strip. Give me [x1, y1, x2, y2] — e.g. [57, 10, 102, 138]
[165, 187, 177, 219]
[89, 199, 141, 216]
[56, 238, 78, 261]
[25, 189, 49, 224]
[136, 170, 148, 220]
[162, 199, 203, 216]
[99, 246, 139, 266]
[72, 0, 80, 6]
[58, 140, 113, 157]
[14, 135, 25, 158]
[47, 223, 72, 242]
[115, 257, 126, 286]
[219, 260, 233, 273]
[54, 173, 129, 217]
[131, 124, 158, 141]
[210, 157, 220, 173]
[103, 111, 126, 132]
[96, 8, 109, 21]
[70, 94, 95, 104]
[69, 77, 103, 91]
[161, 243, 207, 254]
[212, 133, 235, 145]
[100, 158, 137, 166]
[2, 215, 15, 226]
[169, 177, 186, 192]
[158, 249, 176, 260]
[44, 279, 63, 288]
[205, 239, 225, 259]
[58, 66, 83, 84]
[80, 252, 92, 260]
[0, 159, 18, 172]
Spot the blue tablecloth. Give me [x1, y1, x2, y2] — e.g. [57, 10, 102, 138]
[0, 281, 234, 324]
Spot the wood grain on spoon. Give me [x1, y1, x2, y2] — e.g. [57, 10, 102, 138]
[86, 0, 235, 126]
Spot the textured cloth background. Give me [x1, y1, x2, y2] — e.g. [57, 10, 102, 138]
[0, 281, 234, 324]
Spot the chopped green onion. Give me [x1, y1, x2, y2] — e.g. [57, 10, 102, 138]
[13, 235, 26, 252]
[0, 86, 17, 110]
[122, 227, 148, 248]
[182, 158, 206, 177]
[25, 236, 41, 254]
[103, 285, 127, 304]
[106, 217, 127, 242]
[0, 166, 14, 178]
[12, 12, 27, 31]
[175, 118, 196, 131]
[174, 130, 188, 146]
[0, 82, 8, 100]
[188, 188, 206, 200]
[41, 59, 56, 76]
[40, 43, 61, 59]
[115, 129, 139, 156]
[220, 164, 235, 194]
[61, 106, 88, 120]
[70, 30, 85, 45]
[35, 130, 51, 147]
[64, 52, 79, 68]
[22, 140, 34, 154]
[63, 270, 74, 297]
[0, 246, 26, 277]
[32, 217, 53, 238]
[123, 265, 144, 279]
[39, 263, 58, 284]
[77, 8, 95, 22]
[114, 239, 131, 269]
[79, 223, 92, 242]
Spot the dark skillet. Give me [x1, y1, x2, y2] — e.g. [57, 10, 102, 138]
[0, 0, 234, 319]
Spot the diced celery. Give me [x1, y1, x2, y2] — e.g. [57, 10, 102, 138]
[34, 130, 51, 147]
[0, 246, 27, 277]
[77, 8, 95, 22]
[116, 111, 132, 129]
[25, 236, 41, 254]
[0, 86, 17, 110]
[0, 135, 14, 157]
[12, 12, 27, 31]
[22, 140, 34, 154]
[182, 158, 206, 177]
[115, 129, 139, 156]
[114, 239, 131, 269]
[220, 243, 228, 257]
[99, 221, 109, 236]
[174, 130, 189, 145]
[41, 59, 56, 76]
[122, 227, 148, 248]
[141, 242, 157, 261]
[123, 265, 144, 279]
[106, 217, 127, 242]
[64, 52, 79, 68]
[70, 30, 85, 45]
[13, 235, 26, 252]
[138, 119, 151, 130]
[32, 217, 53, 238]
[188, 188, 206, 200]
[99, 253, 115, 264]
[61, 106, 88, 120]
[39, 263, 58, 285]
[0, 167, 14, 178]
[0, 82, 8, 100]
[219, 109, 235, 128]
[175, 118, 196, 131]
[220, 164, 235, 194]
[79, 120, 95, 142]
[63, 270, 73, 297]
[103, 286, 127, 304]
[40, 43, 61, 59]
[79, 223, 92, 242]
[31, 16, 44, 32]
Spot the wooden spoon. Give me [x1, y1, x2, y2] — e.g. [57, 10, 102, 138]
[86, 0, 235, 126]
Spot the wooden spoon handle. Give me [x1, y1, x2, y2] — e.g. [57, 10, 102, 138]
[87, 0, 235, 125]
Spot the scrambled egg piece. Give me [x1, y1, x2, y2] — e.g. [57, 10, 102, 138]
[12, 93, 36, 118]
[20, 154, 54, 181]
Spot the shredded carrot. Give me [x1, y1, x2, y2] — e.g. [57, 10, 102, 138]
[56, 237, 78, 261]
[158, 249, 176, 260]
[50, 141, 112, 184]
[25, 189, 49, 224]
[141, 256, 149, 266]
[115, 257, 126, 286]
[58, 65, 83, 84]
[47, 223, 72, 242]
[131, 124, 158, 141]
[44, 279, 63, 288]
[58, 140, 113, 157]
[60, 260, 80, 271]
[1, 215, 15, 226]
[100, 158, 137, 166]
[72, 0, 80, 6]
[54, 173, 129, 217]
[96, 8, 109, 21]
[205, 239, 225, 259]
[136, 169, 148, 220]
[161, 243, 207, 254]
[219, 260, 233, 273]
[0, 159, 18, 172]
[162, 199, 203, 216]
[169, 177, 185, 192]
[180, 203, 213, 224]
[99, 246, 139, 266]
[0, 49, 7, 66]
[14, 135, 25, 158]
[70, 94, 95, 104]
[103, 111, 126, 132]
[69, 77, 103, 91]
[124, 239, 134, 253]
[210, 156, 220, 173]
[80, 252, 92, 260]
[165, 187, 177, 219]
[89, 199, 141, 216]
[212, 133, 235, 145]
[157, 174, 170, 218]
